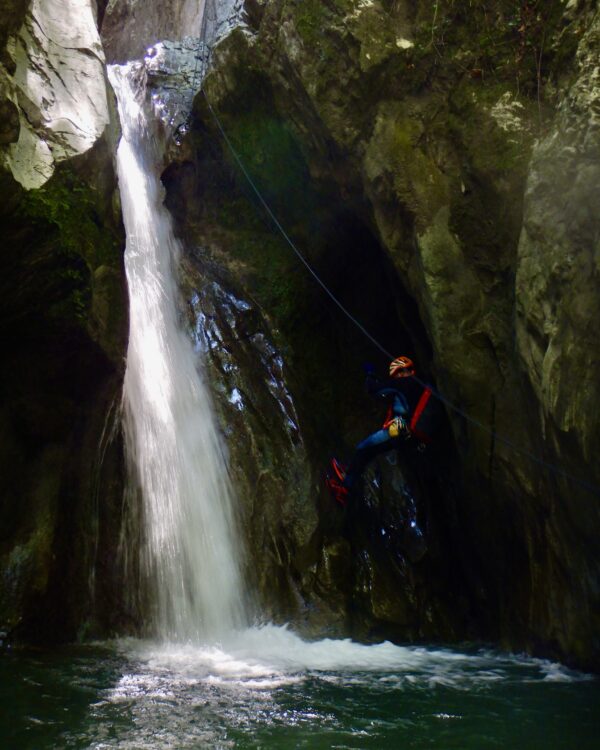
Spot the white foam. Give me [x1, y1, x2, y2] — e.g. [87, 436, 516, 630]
[109, 624, 592, 699]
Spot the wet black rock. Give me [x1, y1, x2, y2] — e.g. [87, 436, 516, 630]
[0, 1, 128, 643]
[165, 0, 600, 668]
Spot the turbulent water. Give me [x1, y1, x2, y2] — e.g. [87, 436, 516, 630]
[108, 62, 245, 640]
[2, 634, 597, 749]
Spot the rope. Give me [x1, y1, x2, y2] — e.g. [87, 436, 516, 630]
[202, 92, 392, 360]
[200, 87, 600, 498]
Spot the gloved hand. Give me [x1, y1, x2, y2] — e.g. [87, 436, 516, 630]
[388, 416, 410, 439]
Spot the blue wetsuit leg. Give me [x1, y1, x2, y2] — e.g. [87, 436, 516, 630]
[344, 428, 400, 488]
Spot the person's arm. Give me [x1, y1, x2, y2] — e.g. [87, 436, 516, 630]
[366, 374, 410, 415]
[365, 372, 387, 396]
[366, 374, 398, 399]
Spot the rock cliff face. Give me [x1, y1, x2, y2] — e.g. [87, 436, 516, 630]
[0, 0, 110, 189]
[2, 0, 597, 670]
[0, 0, 127, 643]
[161, 0, 600, 666]
[102, 0, 204, 62]
[178, 255, 320, 627]
[102, 0, 244, 63]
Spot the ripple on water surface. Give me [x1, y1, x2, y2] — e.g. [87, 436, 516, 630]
[1, 626, 597, 749]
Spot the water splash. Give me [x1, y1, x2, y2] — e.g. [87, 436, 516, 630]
[115, 626, 593, 688]
[76, 631, 594, 749]
[108, 62, 245, 642]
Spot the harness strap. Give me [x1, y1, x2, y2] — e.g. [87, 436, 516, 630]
[410, 387, 432, 433]
[382, 405, 394, 430]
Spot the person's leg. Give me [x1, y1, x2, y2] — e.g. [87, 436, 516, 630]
[344, 429, 399, 488]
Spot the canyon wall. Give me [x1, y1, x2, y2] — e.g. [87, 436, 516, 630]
[0, 0, 127, 643]
[1, 0, 597, 670]
[164, 0, 600, 666]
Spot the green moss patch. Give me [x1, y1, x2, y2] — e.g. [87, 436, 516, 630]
[12, 171, 122, 328]
[18, 174, 119, 270]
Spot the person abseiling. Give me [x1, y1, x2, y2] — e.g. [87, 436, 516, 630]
[326, 356, 438, 506]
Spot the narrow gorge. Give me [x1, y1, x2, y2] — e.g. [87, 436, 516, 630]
[0, 0, 599, 747]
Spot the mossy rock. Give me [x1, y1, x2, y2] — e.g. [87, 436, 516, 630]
[0, 130, 127, 643]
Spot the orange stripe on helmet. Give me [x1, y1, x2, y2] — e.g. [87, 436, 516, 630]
[389, 356, 415, 378]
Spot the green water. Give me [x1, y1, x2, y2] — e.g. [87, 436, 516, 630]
[1, 632, 597, 749]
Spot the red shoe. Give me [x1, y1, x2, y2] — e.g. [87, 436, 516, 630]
[330, 457, 348, 483]
[325, 475, 349, 507]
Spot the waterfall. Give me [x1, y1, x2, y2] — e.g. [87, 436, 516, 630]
[108, 63, 246, 642]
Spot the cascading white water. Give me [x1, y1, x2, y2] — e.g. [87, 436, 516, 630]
[108, 63, 245, 642]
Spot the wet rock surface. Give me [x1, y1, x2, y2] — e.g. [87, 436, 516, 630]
[175, 246, 464, 641]
[0, 0, 597, 671]
[161, 85, 471, 642]
[179, 255, 317, 625]
[102, 0, 245, 63]
[164, 0, 600, 667]
[0, 1, 128, 644]
[514, 12, 600, 666]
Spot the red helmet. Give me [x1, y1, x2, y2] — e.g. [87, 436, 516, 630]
[389, 356, 415, 378]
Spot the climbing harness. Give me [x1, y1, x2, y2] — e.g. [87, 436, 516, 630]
[409, 387, 434, 443]
[192, 43, 600, 499]
[387, 417, 408, 439]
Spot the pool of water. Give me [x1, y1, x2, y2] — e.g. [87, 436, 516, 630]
[1, 626, 597, 749]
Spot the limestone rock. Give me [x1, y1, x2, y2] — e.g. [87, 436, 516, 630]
[516, 13, 600, 462]
[0, 0, 110, 189]
[102, 0, 245, 63]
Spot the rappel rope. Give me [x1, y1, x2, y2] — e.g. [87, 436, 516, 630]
[202, 92, 392, 362]
[184, 43, 600, 498]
